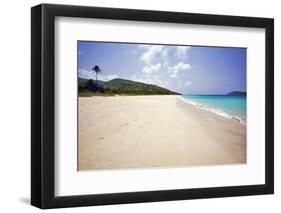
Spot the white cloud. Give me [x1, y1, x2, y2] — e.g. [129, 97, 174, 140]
[139, 45, 191, 66]
[142, 63, 162, 74]
[168, 62, 191, 78]
[130, 74, 168, 88]
[78, 69, 92, 79]
[100, 74, 119, 81]
[138, 44, 150, 50]
[176, 46, 191, 59]
[135, 45, 192, 92]
[162, 48, 168, 57]
[140, 45, 165, 64]
[184, 81, 191, 87]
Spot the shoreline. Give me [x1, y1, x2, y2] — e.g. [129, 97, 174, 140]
[78, 95, 246, 171]
[177, 96, 246, 125]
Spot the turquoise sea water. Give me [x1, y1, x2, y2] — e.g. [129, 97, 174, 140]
[181, 95, 247, 123]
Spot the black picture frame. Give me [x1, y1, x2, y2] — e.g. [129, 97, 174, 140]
[31, 3, 274, 209]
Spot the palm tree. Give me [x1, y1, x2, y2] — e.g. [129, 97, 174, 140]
[92, 65, 102, 81]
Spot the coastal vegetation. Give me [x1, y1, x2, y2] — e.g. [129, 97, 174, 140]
[78, 78, 180, 96]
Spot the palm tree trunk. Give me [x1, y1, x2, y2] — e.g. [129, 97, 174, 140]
[95, 72, 98, 93]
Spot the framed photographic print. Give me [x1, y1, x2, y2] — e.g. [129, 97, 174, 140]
[31, 4, 274, 209]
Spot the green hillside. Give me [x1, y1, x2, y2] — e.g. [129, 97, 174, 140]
[78, 78, 181, 96]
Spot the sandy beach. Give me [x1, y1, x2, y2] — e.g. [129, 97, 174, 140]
[78, 95, 246, 171]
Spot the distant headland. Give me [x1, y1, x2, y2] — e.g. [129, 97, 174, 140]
[227, 91, 246, 96]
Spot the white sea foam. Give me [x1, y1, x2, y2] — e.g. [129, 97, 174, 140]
[177, 96, 246, 125]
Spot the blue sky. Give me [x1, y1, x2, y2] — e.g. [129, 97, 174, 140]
[78, 41, 246, 95]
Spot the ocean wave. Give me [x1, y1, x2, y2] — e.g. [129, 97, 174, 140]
[177, 96, 246, 125]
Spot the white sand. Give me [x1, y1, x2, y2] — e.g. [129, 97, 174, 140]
[78, 95, 246, 170]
